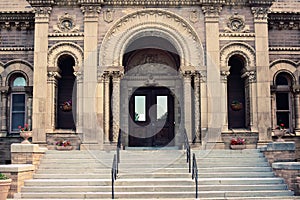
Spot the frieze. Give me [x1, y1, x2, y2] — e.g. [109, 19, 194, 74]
[0, 13, 34, 31]
[53, 13, 80, 33]
[269, 14, 300, 30]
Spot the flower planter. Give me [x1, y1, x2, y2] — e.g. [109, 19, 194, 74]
[230, 103, 243, 111]
[56, 146, 73, 151]
[20, 131, 32, 144]
[274, 129, 285, 142]
[230, 144, 246, 150]
[61, 104, 72, 112]
[0, 179, 11, 200]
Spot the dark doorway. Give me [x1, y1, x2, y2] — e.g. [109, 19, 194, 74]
[228, 56, 246, 129]
[129, 87, 175, 147]
[57, 55, 76, 129]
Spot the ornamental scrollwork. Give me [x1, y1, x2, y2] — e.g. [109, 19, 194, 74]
[53, 13, 79, 33]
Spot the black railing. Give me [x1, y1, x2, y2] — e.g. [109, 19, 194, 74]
[183, 129, 191, 173]
[112, 129, 122, 199]
[192, 153, 199, 199]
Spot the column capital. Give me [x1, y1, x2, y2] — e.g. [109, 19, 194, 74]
[33, 7, 52, 22]
[0, 86, 9, 94]
[47, 71, 61, 81]
[251, 7, 269, 23]
[81, 5, 101, 18]
[242, 70, 257, 83]
[97, 70, 110, 82]
[293, 85, 300, 94]
[111, 71, 123, 80]
[202, 5, 222, 20]
[74, 71, 83, 82]
[220, 70, 230, 83]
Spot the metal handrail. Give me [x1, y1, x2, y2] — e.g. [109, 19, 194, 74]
[111, 154, 117, 199]
[112, 129, 122, 199]
[192, 153, 199, 199]
[183, 129, 191, 173]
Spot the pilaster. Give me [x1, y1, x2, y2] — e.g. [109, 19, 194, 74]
[112, 71, 122, 143]
[81, 5, 101, 147]
[252, 6, 272, 143]
[32, 6, 52, 144]
[0, 87, 9, 133]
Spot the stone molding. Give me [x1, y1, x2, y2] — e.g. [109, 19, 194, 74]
[48, 42, 84, 70]
[0, 47, 34, 51]
[269, 47, 300, 52]
[220, 42, 256, 70]
[100, 9, 203, 68]
[0, 13, 34, 31]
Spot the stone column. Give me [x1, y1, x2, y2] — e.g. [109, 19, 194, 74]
[202, 5, 223, 147]
[32, 7, 52, 144]
[248, 71, 258, 132]
[199, 71, 208, 143]
[252, 7, 272, 143]
[193, 71, 201, 143]
[80, 5, 101, 148]
[220, 70, 230, 130]
[294, 87, 300, 132]
[74, 71, 83, 134]
[0, 87, 9, 132]
[102, 71, 110, 143]
[112, 71, 122, 143]
[183, 71, 193, 142]
[46, 72, 60, 131]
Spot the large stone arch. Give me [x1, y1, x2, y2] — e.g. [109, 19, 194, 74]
[100, 9, 204, 69]
[220, 42, 256, 71]
[48, 42, 83, 70]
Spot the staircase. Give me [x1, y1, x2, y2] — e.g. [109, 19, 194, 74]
[14, 148, 296, 199]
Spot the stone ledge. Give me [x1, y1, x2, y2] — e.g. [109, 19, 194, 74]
[265, 142, 295, 151]
[0, 164, 34, 172]
[273, 162, 300, 170]
[11, 143, 47, 153]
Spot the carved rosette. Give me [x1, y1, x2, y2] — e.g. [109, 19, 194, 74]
[251, 7, 269, 22]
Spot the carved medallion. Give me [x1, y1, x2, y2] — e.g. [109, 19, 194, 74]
[104, 9, 114, 23]
[225, 13, 249, 33]
[53, 13, 79, 33]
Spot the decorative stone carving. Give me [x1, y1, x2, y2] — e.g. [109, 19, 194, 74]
[241, 71, 256, 83]
[33, 7, 52, 20]
[47, 72, 61, 81]
[202, 5, 222, 18]
[53, 13, 79, 33]
[103, 9, 114, 23]
[224, 13, 249, 33]
[189, 9, 199, 23]
[81, 5, 101, 18]
[251, 7, 269, 21]
[221, 70, 230, 82]
[0, 14, 34, 31]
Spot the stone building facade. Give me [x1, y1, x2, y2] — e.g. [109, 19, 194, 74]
[0, 0, 300, 163]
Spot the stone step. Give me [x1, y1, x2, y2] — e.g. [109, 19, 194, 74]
[24, 179, 112, 187]
[198, 172, 275, 178]
[16, 190, 294, 199]
[199, 177, 285, 185]
[198, 167, 272, 172]
[20, 184, 289, 193]
[197, 162, 270, 167]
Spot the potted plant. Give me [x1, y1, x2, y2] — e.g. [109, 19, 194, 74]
[230, 100, 243, 111]
[18, 124, 32, 144]
[0, 173, 11, 200]
[230, 137, 246, 149]
[274, 123, 286, 142]
[60, 100, 72, 112]
[55, 140, 73, 150]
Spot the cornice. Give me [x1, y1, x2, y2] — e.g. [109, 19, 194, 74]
[220, 32, 255, 37]
[0, 13, 34, 30]
[269, 13, 300, 30]
[269, 47, 300, 51]
[0, 47, 34, 51]
[49, 32, 84, 37]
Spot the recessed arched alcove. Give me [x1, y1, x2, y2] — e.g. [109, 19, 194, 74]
[57, 54, 76, 130]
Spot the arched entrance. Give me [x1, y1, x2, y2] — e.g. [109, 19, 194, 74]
[121, 45, 181, 147]
[57, 55, 76, 129]
[227, 56, 246, 129]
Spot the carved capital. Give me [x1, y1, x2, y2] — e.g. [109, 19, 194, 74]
[251, 7, 269, 22]
[242, 70, 256, 83]
[221, 70, 230, 82]
[202, 5, 222, 19]
[111, 71, 123, 81]
[81, 6, 101, 18]
[74, 71, 83, 82]
[293, 85, 300, 94]
[47, 71, 61, 81]
[182, 70, 192, 80]
[33, 7, 52, 21]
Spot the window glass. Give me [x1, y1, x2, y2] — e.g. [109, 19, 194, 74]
[157, 96, 168, 120]
[13, 77, 26, 87]
[11, 94, 25, 131]
[135, 96, 146, 122]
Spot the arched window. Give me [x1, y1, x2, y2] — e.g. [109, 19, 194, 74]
[9, 74, 27, 132]
[275, 72, 293, 131]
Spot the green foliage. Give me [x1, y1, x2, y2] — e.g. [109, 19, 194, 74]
[0, 173, 9, 180]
